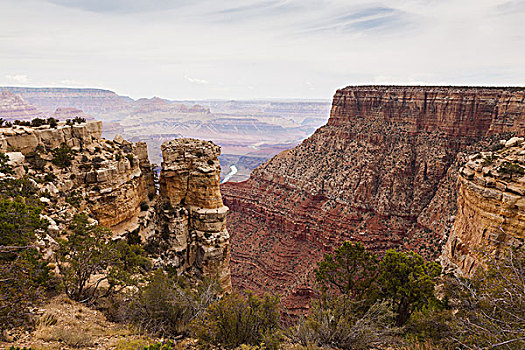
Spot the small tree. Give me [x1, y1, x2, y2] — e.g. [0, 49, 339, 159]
[377, 250, 441, 326]
[46, 117, 58, 128]
[55, 213, 148, 302]
[315, 241, 379, 301]
[0, 197, 50, 336]
[294, 242, 398, 349]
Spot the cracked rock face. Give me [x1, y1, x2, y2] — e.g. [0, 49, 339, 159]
[153, 139, 232, 292]
[442, 138, 525, 276]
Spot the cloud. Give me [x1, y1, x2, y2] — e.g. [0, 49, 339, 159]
[0, 0, 523, 99]
[45, 0, 191, 13]
[301, 5, 411, 34]
[497, 0, 525, 14]
[185, 75, 209, 85]
[5, 74, 29, 84]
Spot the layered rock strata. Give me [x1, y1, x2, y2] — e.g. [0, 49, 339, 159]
[222, 86, 525, 314]
[151, 139, 232, 292]
[0, 90, 46, 121]
[1, 87, 133, 115]
[53, 107, 95, 121]
[443, 137, 525, 275]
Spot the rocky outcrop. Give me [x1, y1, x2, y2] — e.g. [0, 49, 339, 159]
[222, 86, 525, 314]
[442, 137, 525, 276]
[0, 120, 102, 154]
[0, 120, 153, 232]
[0, 90, 46, 121]
[151, 139, 232, 292]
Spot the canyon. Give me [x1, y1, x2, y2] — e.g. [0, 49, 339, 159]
[2, 85, 523, 312]
[1, 87, 331, 181]
[222, 86, 525, 314]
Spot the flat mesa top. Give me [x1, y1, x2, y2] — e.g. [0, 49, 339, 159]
[339, 85, 525, 93]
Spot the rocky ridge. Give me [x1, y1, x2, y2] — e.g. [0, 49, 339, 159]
[442, 137, 525, 275]
[222, 85, 525, 314]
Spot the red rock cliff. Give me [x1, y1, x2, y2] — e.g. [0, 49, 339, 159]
[221, 86, 525, 315]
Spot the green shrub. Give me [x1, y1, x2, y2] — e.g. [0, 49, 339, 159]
[51, 143, 75, 168]
[65, 189, 82, 208]
[481, 154, 498, 166]
[377, 250, 442, 326]
[0, 177, 40, 205]
[46, 117, 58, 128]
[191, 292, 281, 349]
[143, 341, 175, 350]
[30, 118, 46, 127]
[291, 298, 399, 350]
[315, 241, 378, 301]
[121, 270, 220, 337]
[0, 152, 14, 175]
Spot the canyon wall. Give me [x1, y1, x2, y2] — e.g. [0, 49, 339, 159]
[442, 137, 525, 276]
[1, 87, 133, 115]
[0, 90, 47, 121]
[222, 86, 525, 314]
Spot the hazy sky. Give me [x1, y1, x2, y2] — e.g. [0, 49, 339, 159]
[0, 0, 524, 99]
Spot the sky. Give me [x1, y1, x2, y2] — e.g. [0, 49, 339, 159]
[0, 0, 524, 100]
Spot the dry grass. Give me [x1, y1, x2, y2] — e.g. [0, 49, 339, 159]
[36, 325, 95, 348]
[2, 294, 139, 349]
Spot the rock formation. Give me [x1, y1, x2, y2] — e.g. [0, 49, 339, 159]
[0, 117, 232, 290]
[222, 86, 525, 314]
[442, 137, 525, 276]
[150, 139, 232, 292]
[0, 120, 153, 233]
